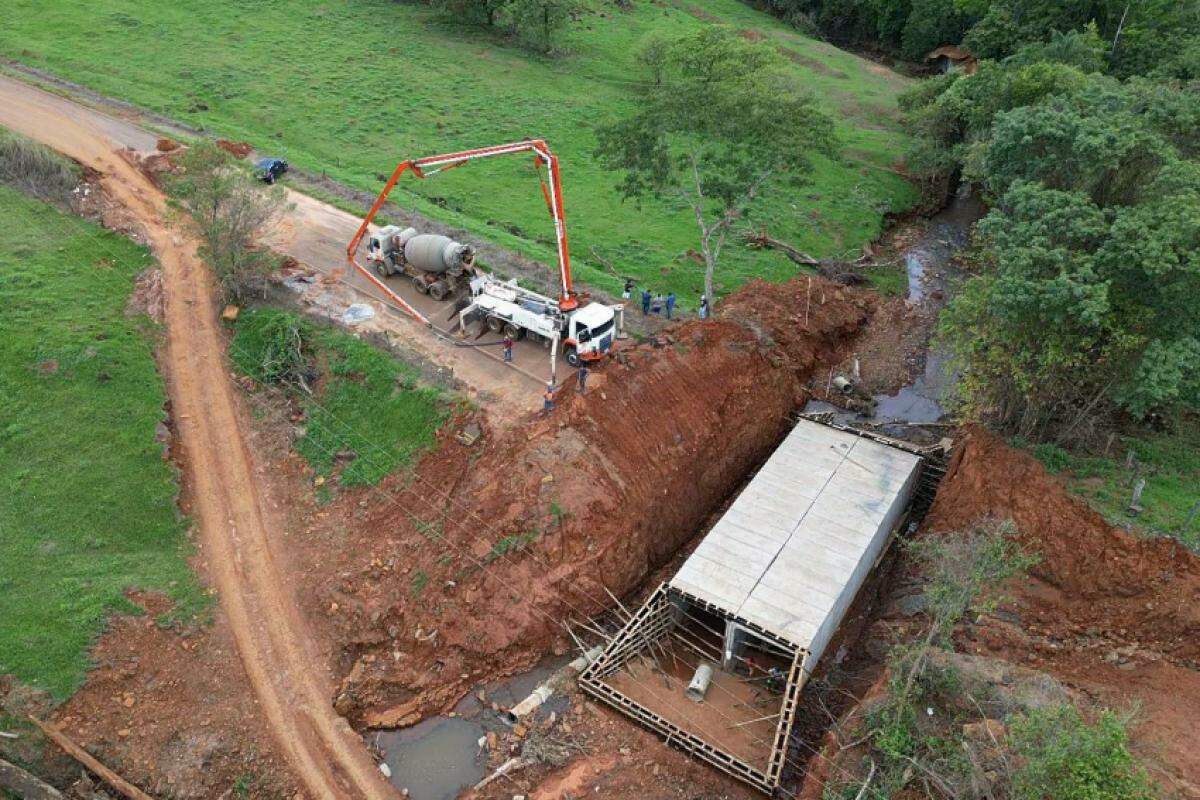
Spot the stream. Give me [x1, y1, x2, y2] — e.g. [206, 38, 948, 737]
[806, 189, 984, 432]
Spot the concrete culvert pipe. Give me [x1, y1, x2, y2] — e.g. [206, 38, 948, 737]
[502, 645, 604, 724]
[403, 234, 472, 274]
[686, 663, 714, 703]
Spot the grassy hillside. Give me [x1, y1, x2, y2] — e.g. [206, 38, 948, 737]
[0, 0, 917, 304]
[0, 184, 204, 698]
[1030, 416, 1200, 552]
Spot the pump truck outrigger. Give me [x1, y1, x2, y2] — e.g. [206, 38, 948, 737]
[345, 140, 623, 369]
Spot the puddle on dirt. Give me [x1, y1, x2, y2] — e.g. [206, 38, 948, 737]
[368, 654, 574, 799]
[371, 717, 486, 800]
[807, 189, 984, 431]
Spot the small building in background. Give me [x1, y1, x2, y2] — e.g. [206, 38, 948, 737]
[925, 45, 979, 75]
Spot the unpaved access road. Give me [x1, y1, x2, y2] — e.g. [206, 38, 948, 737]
[0, 72, 562, 425]
[0, 75, 395, 799]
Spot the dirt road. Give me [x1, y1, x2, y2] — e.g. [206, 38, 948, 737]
[0, 72, 559, 424]
[0, 75, 395, 799]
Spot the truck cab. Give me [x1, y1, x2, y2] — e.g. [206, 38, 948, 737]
[566, 302, 617, 366]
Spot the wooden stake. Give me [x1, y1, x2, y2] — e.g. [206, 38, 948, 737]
[804, 276, 812, 329]
[28, 717, 155, 800]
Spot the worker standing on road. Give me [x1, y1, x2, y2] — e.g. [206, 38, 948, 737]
[502, 335, 514, 363]
[577, 364, 590, 395]
[698, 295, 709, 320]
[640, 288, 652, 316]
[666, 292, 677, 320]
[622, 278, 634, 301]
[652, 293, 664, 315]
[542, 383, 555, 416]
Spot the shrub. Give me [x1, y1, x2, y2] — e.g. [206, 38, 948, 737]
[1010, 705, 1156, 800]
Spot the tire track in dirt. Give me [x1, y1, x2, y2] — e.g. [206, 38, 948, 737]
[0, 76, 395, 800]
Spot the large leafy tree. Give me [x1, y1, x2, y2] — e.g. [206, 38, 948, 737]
[941, 123, 1200, 438]
[594, 27, 836, 309]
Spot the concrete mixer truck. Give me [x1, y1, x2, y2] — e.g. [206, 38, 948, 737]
[346, 140, 625, 371]
[365, 226, 476, 301]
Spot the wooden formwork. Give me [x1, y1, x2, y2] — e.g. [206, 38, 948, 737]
[580, 584, 804, 795]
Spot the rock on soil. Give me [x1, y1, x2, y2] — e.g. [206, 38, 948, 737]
[43, 592, 298, 798]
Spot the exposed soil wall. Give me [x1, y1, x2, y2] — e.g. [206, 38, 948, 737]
[925, 427, 1200, 664]
[307, 277, 874, 726]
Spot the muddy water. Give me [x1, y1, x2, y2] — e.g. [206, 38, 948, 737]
[809, 190, 984, 429]
[368, 655, 572, 799]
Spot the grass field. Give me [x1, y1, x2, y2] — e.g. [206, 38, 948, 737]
[1029, 415, 1200, 551]
[231, 308, 450, 488]
[0, 0, 917, 304]
[0, 185, 204, 699]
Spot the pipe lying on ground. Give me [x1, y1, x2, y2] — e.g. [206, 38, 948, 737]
[686, 663, 714, 702]
[502, 645, 604, 724]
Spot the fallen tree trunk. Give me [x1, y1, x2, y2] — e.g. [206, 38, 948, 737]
[28, 717, 155, 800]
[741, 230, 872, 285]
[0, 757, 64, 800]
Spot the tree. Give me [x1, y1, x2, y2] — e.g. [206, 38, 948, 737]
[166, 142, 289, 303]
[594, 28, 836, 310]
[499, 0, 580, 53]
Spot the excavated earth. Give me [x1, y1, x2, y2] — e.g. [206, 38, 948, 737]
[793, 427, 1200, 799]
[284, 277, 873, 729]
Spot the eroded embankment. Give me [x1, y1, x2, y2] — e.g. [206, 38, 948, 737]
[927, 427, 1200, 663]
[305, 278, 873, 727]
[794, 427, 1200, 798]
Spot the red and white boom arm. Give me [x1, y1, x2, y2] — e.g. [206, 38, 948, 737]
[346, 140, 579, 323]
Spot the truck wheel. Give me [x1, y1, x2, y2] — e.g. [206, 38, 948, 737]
[428, 281, 449, 301]
[486, 316, 504, 334]
[411, 276, 430, 294]
[564, 347, 581, 368]
[502, 322, 524, 340]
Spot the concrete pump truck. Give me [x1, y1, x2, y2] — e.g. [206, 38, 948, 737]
[346, 140, 623, 369]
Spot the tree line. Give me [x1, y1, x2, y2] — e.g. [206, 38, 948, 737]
[745, 0, 1199, 76]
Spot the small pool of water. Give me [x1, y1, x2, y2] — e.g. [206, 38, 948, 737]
[368, 654, 576, 799]
[371, 717, 486, 800]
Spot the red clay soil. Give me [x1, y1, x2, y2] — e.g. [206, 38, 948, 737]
[287, 277, 874, 728]
[791, 428, 1200, 799]
[45, 593, 298, 799]
[926, 427, 1200, 795]
[926, 427, 1200, 664]
[215, 138, 253, 158]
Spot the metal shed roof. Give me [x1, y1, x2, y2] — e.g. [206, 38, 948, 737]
[669, 420, 921, 662]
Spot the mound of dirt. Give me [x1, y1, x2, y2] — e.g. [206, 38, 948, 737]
[216, 138, 252, 158]
[925, 426, 1200, 664]
[155, 137, 180, 152]
[303, 277, 875, 725]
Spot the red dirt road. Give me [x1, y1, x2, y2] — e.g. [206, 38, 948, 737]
[0, 75, 394, 799]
